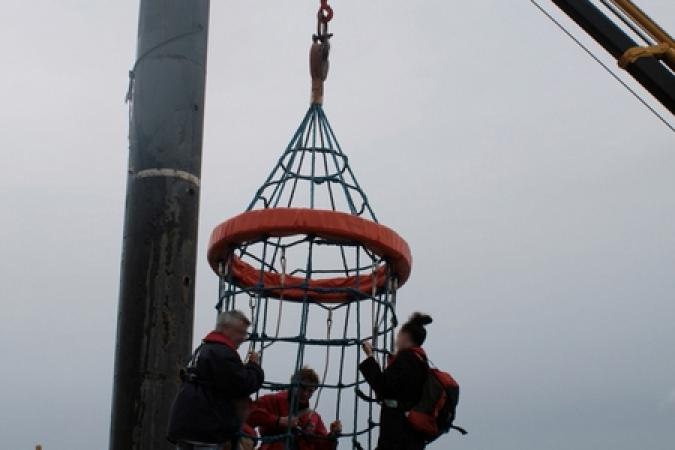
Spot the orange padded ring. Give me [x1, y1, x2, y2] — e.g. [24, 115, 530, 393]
[207, 208, 412, 303]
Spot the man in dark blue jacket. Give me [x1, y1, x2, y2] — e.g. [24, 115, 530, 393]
[168, 309, 264, 449]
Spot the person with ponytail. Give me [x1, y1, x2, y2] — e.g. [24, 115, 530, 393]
[359, 312, 433, 450]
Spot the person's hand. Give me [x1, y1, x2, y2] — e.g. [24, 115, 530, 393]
[304, 420, 316, 433]
[278, 416, 299, 429]
[361, 341, 373, 358]
[247, 351, 259, 365]
[329, 420, 342, 435]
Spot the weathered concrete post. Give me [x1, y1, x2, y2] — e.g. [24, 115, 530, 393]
[110, 1, 210, 449]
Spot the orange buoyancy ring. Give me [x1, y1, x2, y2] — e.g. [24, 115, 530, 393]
[207, 208, 412, 303]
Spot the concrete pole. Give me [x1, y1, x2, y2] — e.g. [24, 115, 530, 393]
[110, 1, 210, 449]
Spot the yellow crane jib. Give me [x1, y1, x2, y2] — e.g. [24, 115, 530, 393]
[619, 42, 674, 68]
[611, 0, 675, 71]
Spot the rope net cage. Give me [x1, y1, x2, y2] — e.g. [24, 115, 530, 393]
[206, 4, 412, 449]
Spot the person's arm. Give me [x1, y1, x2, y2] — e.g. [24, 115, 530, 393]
[310, 415, 341, 450]
[248, 394, 299, 432]
[358, 341, 386, 398]
[241, 423, 257, 438]
[360, 351, 420, 399]
[247, 395, 279, 430]
[208, 347, 265, 396]
[313, 415, 328, 437]
[358, 356, 385, 398]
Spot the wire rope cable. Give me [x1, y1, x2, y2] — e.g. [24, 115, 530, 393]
[529, 0, 675, 133]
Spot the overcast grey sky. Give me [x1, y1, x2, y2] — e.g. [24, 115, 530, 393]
[1, 1, 674, 449]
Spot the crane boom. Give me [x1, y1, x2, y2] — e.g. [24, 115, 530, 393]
[551, 0, 675, 114]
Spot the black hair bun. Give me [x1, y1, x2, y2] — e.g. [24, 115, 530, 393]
[409, 312, 432, 326]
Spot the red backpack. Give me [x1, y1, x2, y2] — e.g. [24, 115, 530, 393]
[406, 355, 467, 441]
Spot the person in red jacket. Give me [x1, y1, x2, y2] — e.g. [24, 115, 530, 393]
[248, 367, 342, 450]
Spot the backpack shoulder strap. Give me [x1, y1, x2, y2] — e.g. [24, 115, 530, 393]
[187, 343, 205, 369]
[181, 343, 207, 383]
[410, 348, 428, 363]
